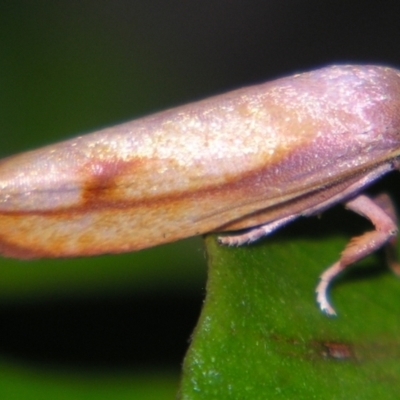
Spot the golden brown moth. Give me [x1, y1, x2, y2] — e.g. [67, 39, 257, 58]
[1, 65, 400, 315]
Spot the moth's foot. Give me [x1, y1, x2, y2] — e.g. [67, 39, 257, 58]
[316, 277, 337, 316]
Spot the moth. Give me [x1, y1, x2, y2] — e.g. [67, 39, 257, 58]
[1, 65, 400, 315]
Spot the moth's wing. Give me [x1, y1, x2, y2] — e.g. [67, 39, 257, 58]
[1, 65, 400, 258]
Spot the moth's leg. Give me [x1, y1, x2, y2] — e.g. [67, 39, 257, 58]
[218, 214, 297, 246]
[373, 193, 400, 275]
[316, 194, 398, 316]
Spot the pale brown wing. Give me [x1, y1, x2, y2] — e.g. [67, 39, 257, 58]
[0, 65, 400, 258]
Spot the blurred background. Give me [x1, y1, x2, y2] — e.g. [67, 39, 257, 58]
[1, 1, 400, 398]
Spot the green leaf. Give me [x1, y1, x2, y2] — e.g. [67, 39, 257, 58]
[179, 214, 400, 399]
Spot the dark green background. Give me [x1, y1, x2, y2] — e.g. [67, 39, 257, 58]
[1, 1, 400, 398]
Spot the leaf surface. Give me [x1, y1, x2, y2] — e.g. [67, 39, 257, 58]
[180, 216, 400, 399]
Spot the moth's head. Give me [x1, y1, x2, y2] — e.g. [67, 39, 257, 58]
[305, 64, 400, 153]
[359, 65, 400, 150]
